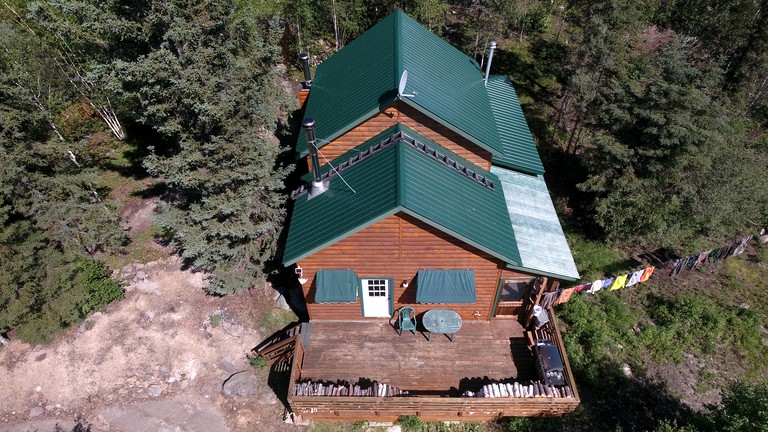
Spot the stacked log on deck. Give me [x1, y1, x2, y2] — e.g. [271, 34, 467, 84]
[293, 380, 408, 397]
[463, 381, 574, 399]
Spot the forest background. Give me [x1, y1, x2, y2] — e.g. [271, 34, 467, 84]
[1, 0, 767, 431]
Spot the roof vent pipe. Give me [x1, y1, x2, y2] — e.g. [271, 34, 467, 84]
[298, 53, 312, 89]
[303, 118, 327, 197]
[484, 40, 498, 87]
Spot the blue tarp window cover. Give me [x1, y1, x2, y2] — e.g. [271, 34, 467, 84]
[315, 270, 359, 303]
[416, 270, 476, 304]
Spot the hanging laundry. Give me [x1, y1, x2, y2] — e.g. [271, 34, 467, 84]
[695, 250, 712, 267]
[556, 287, 576, 304]
[587, 280, 604, 294]
[686, 254, 700, 270]
[539, 291, 558, 309]
[715, 242, 734, 262]
[609, 274, 628, 291]
[639, 266, 655, 282]
[707, 248, 720, 263]
[669, 259, 684, 277]
[574, 284, 588, 293]
[626, 270, 644, 287]
[732, 235, 753, 256]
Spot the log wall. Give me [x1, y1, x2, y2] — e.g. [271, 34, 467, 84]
[298, 213, 532, 321]
[289, 394, 579, 421]
[305, 101, 493, 172]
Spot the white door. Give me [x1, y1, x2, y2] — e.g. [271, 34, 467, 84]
[361, 279, 390, 317]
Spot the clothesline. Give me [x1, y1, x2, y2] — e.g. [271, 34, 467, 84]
[550, 229, 766, 307]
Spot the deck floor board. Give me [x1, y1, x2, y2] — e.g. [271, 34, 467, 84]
[299, 319, 537, 392]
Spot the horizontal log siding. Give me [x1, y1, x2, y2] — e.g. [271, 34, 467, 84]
[397, 102, 493, 171]
[306, 102, 492, 172]
[289, 395, 579, 421]
[298, 213, 532, 321]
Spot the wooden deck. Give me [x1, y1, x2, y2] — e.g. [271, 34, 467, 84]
[298, 318, 536, 393]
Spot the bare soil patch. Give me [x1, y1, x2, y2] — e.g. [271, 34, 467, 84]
[0, 198, 298, 432]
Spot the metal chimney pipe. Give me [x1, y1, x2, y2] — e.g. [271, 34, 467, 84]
[484, 40, 498, 87]
[303, 118, 327, 197]
[298, 53, 312, 89]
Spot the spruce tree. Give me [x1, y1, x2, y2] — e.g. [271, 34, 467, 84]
[105, 0, 294, 294]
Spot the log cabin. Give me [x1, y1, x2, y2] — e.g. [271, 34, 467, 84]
[265, 10, 582, 422]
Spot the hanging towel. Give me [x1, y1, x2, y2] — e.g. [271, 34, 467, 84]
[686, 254, 700, 270]
[574, 284, 588, 293]
[556, 288, 576, 304]
[715, 242, 734, 262]
[587, 280, 604, 294]
[732, 235, 753, 256]
[695, 250, 711, 267]
[669, 259, 684, 277]
[626, 270, 644, 287]
[639, 266, 655, 282]
[539, 291, 558, 309]
[609, 274, 628, 291]
[707, 248, 720, 263]
[602, 278, 615, 288]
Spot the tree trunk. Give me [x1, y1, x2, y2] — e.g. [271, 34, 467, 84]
[332, 0, 339, 52]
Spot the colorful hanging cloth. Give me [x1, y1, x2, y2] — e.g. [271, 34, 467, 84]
[626, 270, 644, 287]
[556, 287, 576, 304]
[669, 259, 684, 277]
[695, 250, 711, 267]
[587, 280, 604, 294]
[639, 266, 655, 282]
[609, 274, 628, 291]
[732, 235, 753, 256]
[602, 278, 615, 288]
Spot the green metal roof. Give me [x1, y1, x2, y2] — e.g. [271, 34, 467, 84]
[491, 166, 580, 281]
[486, 75, 545, 175]
[283, 126, 520, 266]
[296, 10, 504, 159]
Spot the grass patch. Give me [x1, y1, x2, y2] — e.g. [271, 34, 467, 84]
[565, 231, 636, 281]
[259, 308, 297, 335]
[209, 313, 222, 328]
[247, 353, 267, 369]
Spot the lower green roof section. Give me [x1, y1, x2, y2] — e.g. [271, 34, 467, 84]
[486, 75, 545, 175]
[491, 166, 580, 281]
[283, 126, 521, 266]
[416, 270, 476, 303]
[315, 270, 359, 303]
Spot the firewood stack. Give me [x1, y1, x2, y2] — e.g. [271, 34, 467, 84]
[462, 381, 574, 398]
[293, 380, 407, 397]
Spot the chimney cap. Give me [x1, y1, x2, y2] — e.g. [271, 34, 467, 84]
[303, 117, 316, 128]
[298, 53, 309, 62]
[489, 40, 498, 49]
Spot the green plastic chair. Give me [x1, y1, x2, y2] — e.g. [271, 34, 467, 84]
[398, 306, 417, 335]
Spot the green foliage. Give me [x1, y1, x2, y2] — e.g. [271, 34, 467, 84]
[705, 381, 768, 431]
[209, 314, 222, 328]
[564, 230, 634, 280]
[247, 353, 267, 369]
[397, 415, 425, 432]
[76, 259, 123, 315]
[101, 0, 295, 294]
[260, 308, 298, 335]
[0, 223, 122, 344]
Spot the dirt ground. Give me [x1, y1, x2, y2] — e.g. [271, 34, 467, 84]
[0, 198, 301, 432]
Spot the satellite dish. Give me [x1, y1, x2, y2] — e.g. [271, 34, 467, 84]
[397, 69, 417, 99]
[398, 70, 408, 98]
